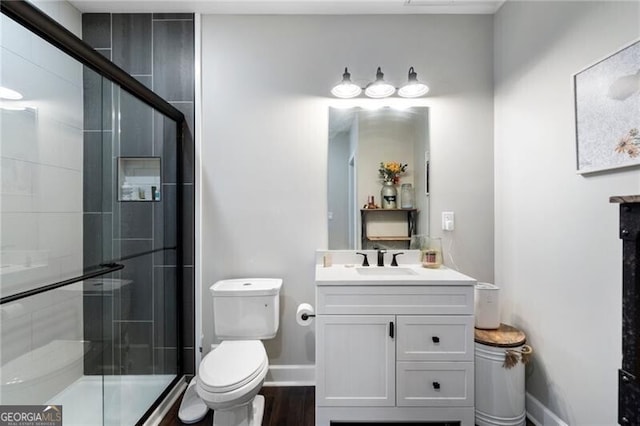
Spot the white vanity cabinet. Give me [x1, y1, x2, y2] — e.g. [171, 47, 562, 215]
[315, 279, 476, 426]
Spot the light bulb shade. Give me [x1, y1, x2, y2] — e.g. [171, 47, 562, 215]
[398, 66, 429, 98]
[398, 82, 429, 97]
[364, 67, 395, 98]
[331, 67, 362, 98]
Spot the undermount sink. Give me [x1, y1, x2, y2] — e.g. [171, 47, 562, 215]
[356, 267, 418, 276]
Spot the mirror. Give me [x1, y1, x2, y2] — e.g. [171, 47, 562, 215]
[327, 106, 430, 249]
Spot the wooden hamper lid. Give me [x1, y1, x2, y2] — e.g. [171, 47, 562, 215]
[474, 323, 526, 348]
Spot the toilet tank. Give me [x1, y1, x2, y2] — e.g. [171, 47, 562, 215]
[210, 278, 283, 339]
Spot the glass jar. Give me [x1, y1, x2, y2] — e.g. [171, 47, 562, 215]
[400, 183, 414, 209]
[410, 235, 443, 268]
[380, 181, 397, 209]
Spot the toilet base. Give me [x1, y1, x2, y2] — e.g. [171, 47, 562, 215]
[212, 395, 265, 426]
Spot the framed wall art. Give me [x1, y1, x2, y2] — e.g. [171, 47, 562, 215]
[574, 39, 640, 174]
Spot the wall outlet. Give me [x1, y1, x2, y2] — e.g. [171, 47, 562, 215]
[442, 211, 455, 231]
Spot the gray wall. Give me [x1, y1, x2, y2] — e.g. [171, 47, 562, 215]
[200, 14, 495, 367]
[494, 1, 640, 423]
[82, 13, 196, 374]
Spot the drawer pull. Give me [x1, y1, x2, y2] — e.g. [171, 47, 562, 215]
[389, 321, 395, 339]
[432, 381, 441, 390]
[432, 336, 440, 343]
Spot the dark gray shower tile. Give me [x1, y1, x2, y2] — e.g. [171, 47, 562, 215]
[84, 131, 113, 213]
[83, 282, 114, 375]
[181, 266, 195, 348]
[83, 66, 102, 131]
[153, 111, 178, 184]
[119, 88, 153, 156]
[153, 184, 177, 265]
[112, 14, 152, 75]
[153, 266, 178, 348]
[83, 214, 103, 269]
[133, 75, 153, 90]
[153, 13, 193, 20]
[153, 20, 194, 101]
[117, 321, 153, 374]
[102, 132, 114, 212]
[182, 347, 195, 375]
[115, 240, 153, 321]
[84, 132, 103, 213]
[82, 14, 111, 49]
[95, 48, 111, 60]
[102, 78, 113, 130]
[182, 185, 194, 266]
[154, 348, 178, 375]
[119, 201, 153, 239]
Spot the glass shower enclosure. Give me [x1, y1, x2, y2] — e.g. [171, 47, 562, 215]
[0, 2, 185, 424]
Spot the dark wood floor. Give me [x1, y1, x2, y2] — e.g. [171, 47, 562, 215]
[159, 385, 533, 426]
[159, 385, 314, 426]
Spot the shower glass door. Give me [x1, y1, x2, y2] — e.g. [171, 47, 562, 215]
[96, 83, 180, 426]
[0, 6, 180, 425]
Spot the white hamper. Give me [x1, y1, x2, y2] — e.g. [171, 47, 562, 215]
[475, 324, 531, 426]
[474, 283, 500, 329]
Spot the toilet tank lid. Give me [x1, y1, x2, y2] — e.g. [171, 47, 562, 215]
[210, 278, 283, 296]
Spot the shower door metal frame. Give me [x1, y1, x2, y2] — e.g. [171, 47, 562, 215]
[0, 1, 188, 423]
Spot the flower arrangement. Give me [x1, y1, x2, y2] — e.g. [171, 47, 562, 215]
[378, 161, 407, 184]
[615, 128, 640, 158]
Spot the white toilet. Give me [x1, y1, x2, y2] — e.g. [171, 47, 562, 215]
[196, 278, 282, 426]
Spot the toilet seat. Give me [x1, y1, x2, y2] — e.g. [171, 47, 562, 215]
[198, 340, 268, 394]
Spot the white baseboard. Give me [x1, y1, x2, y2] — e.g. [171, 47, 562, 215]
[264, 364, 315, 386]
[526, 392, 569, 426]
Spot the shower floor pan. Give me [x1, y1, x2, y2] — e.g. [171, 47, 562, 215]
[47, 374, 175, 425]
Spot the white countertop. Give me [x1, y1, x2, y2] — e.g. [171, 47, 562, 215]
[315, 263, 476, 286]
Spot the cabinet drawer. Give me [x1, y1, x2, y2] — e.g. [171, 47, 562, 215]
[397, 315, 474, 361]
[316, 286, 473, 315]
[396, 361, 474, 407]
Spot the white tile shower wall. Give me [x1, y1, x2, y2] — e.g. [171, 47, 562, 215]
[0, 1, 84, 401]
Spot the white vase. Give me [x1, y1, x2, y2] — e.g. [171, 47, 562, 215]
[381, 181, 397, 209]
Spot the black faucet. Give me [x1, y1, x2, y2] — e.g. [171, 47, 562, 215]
[356, 252, 369, 267]
[377, 249, 386, 267]
[391, 252, 404, 267]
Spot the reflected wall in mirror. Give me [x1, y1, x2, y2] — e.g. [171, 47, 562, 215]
[328, 106, 430, 250]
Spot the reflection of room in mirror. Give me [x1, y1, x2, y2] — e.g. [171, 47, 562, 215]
[327, 107, 430, 249]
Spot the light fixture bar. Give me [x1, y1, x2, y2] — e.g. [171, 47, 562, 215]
[330, 66, 429, 99]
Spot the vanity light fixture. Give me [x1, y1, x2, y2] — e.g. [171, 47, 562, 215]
[330, 67, 362, 99]
[398, 67, 429, 98]
[330, 66, 429, 99]
[364, 67, 396, 98]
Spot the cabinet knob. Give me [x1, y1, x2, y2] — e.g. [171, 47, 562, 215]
[621, 416, 630, 424]
[432, 336, 440, 344]
[432, 381, 441, 390]
[622, 229, 630, 237]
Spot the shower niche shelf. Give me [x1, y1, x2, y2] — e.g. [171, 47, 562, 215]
[118, 157, 162, 202]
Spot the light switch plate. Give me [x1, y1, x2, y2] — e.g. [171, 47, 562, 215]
[442, 211, 454, 231]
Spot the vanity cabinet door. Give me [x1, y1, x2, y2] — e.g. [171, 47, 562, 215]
[316, 315, 396, 407]
[396, 315, 474, 361]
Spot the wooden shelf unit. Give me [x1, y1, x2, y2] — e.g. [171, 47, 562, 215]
[360, 208, 418, 249]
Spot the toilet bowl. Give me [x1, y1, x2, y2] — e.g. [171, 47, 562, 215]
[194, 278, 282, 426]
